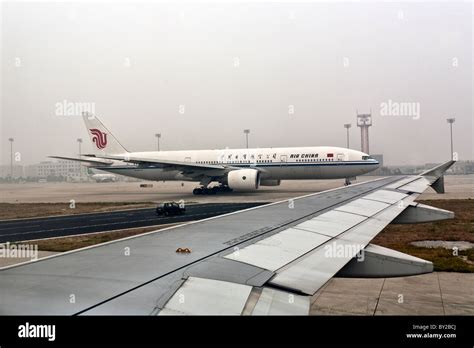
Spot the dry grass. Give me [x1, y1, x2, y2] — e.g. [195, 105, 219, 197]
[0, 202, 156, 220]
[373, 199, 474, 272]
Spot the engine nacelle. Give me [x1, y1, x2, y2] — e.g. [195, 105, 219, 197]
[227, 169, 260, 191]
[260, 179, 281, 187]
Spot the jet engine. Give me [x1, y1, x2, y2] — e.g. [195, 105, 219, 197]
[227, 169, 260, 191]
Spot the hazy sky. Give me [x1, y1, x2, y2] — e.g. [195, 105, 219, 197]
[1, 1, 472, 166]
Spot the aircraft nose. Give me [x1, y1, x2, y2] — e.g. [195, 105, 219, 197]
[372, 160, 380, 170]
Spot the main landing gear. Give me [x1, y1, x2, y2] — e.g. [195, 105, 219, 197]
[345, 177, 355, 186]
[192, 185, 233, 195]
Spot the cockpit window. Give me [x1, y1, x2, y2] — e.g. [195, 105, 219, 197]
[362, 155, 373, 160]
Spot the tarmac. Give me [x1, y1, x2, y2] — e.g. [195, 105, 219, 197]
[311, 272, 474, 315]
[0, 202, 264, 242]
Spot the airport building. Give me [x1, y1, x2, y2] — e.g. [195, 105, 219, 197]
[0, 160, 87, 180]
[27, 160, 87, 180]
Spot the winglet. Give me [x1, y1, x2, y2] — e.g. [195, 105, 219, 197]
[420, 160, 456, 194]
[420, 160, 455, 179]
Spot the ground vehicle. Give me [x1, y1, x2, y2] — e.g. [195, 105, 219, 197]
[156, 202, 186, 217]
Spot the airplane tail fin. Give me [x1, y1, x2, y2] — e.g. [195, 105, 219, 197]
[82, 112, 129, 155]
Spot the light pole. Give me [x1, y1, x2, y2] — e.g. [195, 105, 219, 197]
[446, 118, 455, 160]
[155, 133, 161, 151]
[77, 138, 82, 181]
[243, 129, 250, 149]
[344, 124, 351, 149]
[8, 138, 14, 179]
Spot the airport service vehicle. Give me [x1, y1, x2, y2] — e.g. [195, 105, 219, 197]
[52, 113, 379, 194]
[91, 173, 117, 183]
[156, 202, 186, 217]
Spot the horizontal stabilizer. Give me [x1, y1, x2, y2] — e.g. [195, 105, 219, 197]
[336, 244, 433, 278]
[392, 202, 454, 224]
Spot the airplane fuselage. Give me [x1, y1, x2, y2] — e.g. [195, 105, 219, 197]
[99, 146, 379, 182]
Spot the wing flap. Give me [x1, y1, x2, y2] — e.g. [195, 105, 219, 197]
[158, 277, 310, 315]
[225, 228, 331, 271]
[158, 277, 252, 315]
[251, 288, 310, 315]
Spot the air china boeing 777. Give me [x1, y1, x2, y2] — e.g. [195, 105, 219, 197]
[51, 113, 379, 195]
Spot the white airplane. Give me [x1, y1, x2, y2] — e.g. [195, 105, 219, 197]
[52, 113, 379, 194]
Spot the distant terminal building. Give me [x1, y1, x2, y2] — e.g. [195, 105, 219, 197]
[0, 159, 136, 182]
[34, 160, 86, 179]
[1, 160, 86, 181]
[452, 160, 474, 174]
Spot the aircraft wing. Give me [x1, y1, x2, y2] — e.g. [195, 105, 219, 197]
[0, 161, 455, 315]
[49, 154, 234, 180]
[49, 155, 114, 166]
[92, 154, 232, 172]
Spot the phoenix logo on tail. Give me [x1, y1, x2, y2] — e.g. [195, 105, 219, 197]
[89, 128, 108, 149]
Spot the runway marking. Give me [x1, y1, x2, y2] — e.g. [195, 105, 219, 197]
[0, 207, 156, 223]
[0, 224, 41, 231]
[89, 217, 126, 222]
